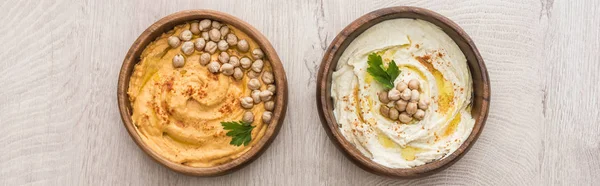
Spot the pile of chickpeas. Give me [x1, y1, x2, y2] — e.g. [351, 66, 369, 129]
[378, 79, 430, 123]
[167, 19, 275, 125]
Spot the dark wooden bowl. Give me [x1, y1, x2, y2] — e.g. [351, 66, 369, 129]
[117, 10, 288, 176]
[317, 6, 490, 178]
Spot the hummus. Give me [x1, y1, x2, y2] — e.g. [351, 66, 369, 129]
[331, 19, 475, 168]
[128, 23, 269, 167]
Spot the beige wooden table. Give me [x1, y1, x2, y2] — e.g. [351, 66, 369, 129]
[1, 0, 599, 185]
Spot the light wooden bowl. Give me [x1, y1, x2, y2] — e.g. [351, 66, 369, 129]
[117, 10, 288, 176]
[317, 6, 490, 178]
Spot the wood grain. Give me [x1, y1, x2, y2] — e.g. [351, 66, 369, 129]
[542, 0, 600, 185]
[0, 0, 598, 185]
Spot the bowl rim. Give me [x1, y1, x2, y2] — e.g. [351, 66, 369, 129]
[316, 6, 490, 178]
[117, 9, 288, 176]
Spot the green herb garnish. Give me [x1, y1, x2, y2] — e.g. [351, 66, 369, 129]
[221, 121, 255, 146]
[366, 53, 400, 89]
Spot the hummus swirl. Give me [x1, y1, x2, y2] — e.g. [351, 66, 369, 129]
[331, 19, 475, 168]
[128, 23, 268, 167]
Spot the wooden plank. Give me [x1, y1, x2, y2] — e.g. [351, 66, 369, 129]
[542, 0, 600, 185]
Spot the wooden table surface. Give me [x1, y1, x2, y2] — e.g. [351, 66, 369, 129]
[1, 0, 598, 185]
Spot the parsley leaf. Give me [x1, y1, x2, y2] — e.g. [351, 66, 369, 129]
[221, 121, 255, 146]
[386, 60, 400, 82]
[366, 53, 400, 89]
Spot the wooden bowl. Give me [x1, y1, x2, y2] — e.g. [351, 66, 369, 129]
[117, 10, 288, 176]
[317, 6, 490, 178]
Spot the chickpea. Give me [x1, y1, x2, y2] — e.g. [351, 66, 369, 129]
[240, 97, 254, 109]
[396, 82, 408, 92]
[217, 40, 229, 51]
[218, 52, 230, 63]
[388, 89, 401, 101]
[418, 97, 430, 109]
[247, 70, 259, 78]
[190, 22, 200, 34]
[209, 28, 221, 42]
[204, 41, 217, 54]
[395, 100, 407, 112]
[251, 60, 264, 73]
[401, 89, 412, 101]
[194, 38, 206, 51]
[406, 102, 418, 115]
[240, 57, 252, 69]
[378, 91, 390, 104]
[211, 21, 222, 29]
[398, 112, 412, 123]
[262, 71, 274, 84]
[242, 111, 254, 123]
[389, 108, 399, 120]
[237, 39, 249, 52]
[267, 84, 276, 93]
[248, 78, 261, 90]
[201, 31, 209, 41]
[168, 36, 180, 48]
[226, 33, 238, 46]
[410, 89, 420, 102]
[233, 67, 243, 80]
[220, 63, 234, 76]
[229, 56, 240, 67]
[259, 90, 273, 101]
[262, 111, 273, 123]
[181, 41, 194, 55]
[199, 53, 210, 66]
[252, 90, 261, 103]
[414, 109, 425, 120]
[199, 19, 212, 31]
[172, 54, 185, 68]
[408, 79, 420, 90]
[179, 30, 192, 41]
[380, 106, 390, 118]
[220, 26, 230, 38]
[264, 101, 275, 111]
[207, 61, 220, 73]
[252, 48, 264, 59]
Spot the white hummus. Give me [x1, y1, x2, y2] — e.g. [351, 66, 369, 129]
[331, 19, 475, 168]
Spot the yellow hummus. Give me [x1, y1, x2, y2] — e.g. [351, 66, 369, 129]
[128, 23, 270, 167]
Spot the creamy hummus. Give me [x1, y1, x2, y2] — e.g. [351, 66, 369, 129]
[128, 23, 269, 167]
[331, 19, 475, 168]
